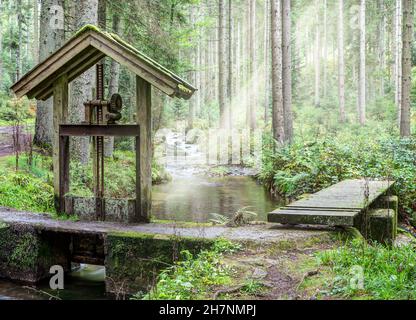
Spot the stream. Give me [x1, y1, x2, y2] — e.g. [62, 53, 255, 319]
[0, 130, 279, 300]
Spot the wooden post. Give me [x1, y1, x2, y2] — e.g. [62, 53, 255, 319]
[136, 76, 152, 222]
[53, 74, 69, 212]
[59, 135, 69, 212]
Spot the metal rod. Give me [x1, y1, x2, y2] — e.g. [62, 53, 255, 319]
[96, 64, 105, 220]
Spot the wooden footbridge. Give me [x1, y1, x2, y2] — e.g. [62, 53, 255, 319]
[268, 179, 397, 242]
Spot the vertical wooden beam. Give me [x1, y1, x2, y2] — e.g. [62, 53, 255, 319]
[136, 76, 152, 222]
[59, 135, 69, 212]
[53, 74, 68, 212]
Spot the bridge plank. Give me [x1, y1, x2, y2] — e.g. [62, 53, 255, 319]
[286, 180, 394, 210]
[268, 209, 358, 226]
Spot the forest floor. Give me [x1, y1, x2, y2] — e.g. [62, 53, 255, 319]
[212, 231, 413, 300]
[211, 230, 338, 300]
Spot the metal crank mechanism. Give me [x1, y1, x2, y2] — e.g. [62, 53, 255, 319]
[82, 64, 124, 220]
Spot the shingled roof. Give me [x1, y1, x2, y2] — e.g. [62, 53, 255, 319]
[11, 25, 196, 101]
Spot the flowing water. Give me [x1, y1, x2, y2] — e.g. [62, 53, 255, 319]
[0, 130, 279, 300]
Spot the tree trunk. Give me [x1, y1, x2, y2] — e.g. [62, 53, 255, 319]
[249, 0, 257, 131]
[358, 0, 366, 126]
[218, 0, 226, 128]
[338, 0, 346, 123]
[395, 0, 403, 120]
[33, 0, 39, 64]
[69, 0, 98, 165]
[400, 0, 413, 137]
[379, 0, 386, 96]
[271, 0, 285, 145]
[105, 11, 121, 158]
[34, 0, 65, 147]
[282, 0, 293, 142]
[227, 0, 232, 131]
[16, 0, 23, 81]
[264, 0, 271, 125]
[314, 0, 320, 107]
[0, 0, 3, 91]
[323, 0, 327, 99]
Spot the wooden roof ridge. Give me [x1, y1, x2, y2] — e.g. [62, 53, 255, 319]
[11, 24, 196, 101]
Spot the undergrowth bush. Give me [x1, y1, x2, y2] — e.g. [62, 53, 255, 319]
[137, 239, 241, 300]
[0, 170, 54, 213]
[317, 239, 416, 300]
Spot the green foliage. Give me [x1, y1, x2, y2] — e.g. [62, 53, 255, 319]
[68, 151, 170, 198]
[209, 207, 258, 226]
[0, 95, 34, 123]
[0, 170, 55, 213]
[152, 160, 172, 185]
[137, 239, 241, 300]
[240, 279, 267, 295]
[317, 239, 416, 300]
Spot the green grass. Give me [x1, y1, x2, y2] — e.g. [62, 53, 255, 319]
[317, 239, 416, 300]
[0, 150, 170, 215]
[0, 170, 55, 213]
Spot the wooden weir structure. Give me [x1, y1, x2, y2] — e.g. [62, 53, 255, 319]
[10, 25, 196, 223]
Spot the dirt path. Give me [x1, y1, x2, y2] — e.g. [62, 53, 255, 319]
[0, 126, 31, 157]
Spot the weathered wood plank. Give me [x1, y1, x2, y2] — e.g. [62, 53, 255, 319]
[60, 124, 140, 137]
[15, 34, 92, 98]
[268, 210, 358, 226]
[53, 74, 68, 211]
[136, 76, 152, 222]
[286, 180, 394, 210]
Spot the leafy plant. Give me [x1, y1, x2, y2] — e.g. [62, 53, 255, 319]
[136, 239, 241, 300]
[317, 239, 416, 300]
[209, 207, 258, 227]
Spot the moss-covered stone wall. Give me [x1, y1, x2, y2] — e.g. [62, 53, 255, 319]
[104, 232, 215, 296]
[0, 222, 71, 283]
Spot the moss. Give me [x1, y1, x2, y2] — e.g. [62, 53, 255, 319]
[151, 219, 213, 228]
[73, 24, 101, 37]
[0, 223, 70, 283]
[9, 233, 39, 269]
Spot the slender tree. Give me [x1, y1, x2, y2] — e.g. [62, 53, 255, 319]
[395, 0, 403, 116]
[264, 0, 271, 124]
[246, 0, 257, 132]
[358, 0, 366, 126]
[227, 0, 232, 131]
[400, 0, 413, 137]
[314, 0, 320, 107]
[282, 0, 293, 142]
[271, 0, 284, 144]
[379, 0, 386, 96]
[34, 0, 65, 147]
[69, 0, 98, 164]
[0, 0, 3, 91]
[16, 0, 23, 81]
[323, 0, 327, 99]
[33, 0, 39, 64]
[338, 0, 346, 123]
[218, 0, 226, 128]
